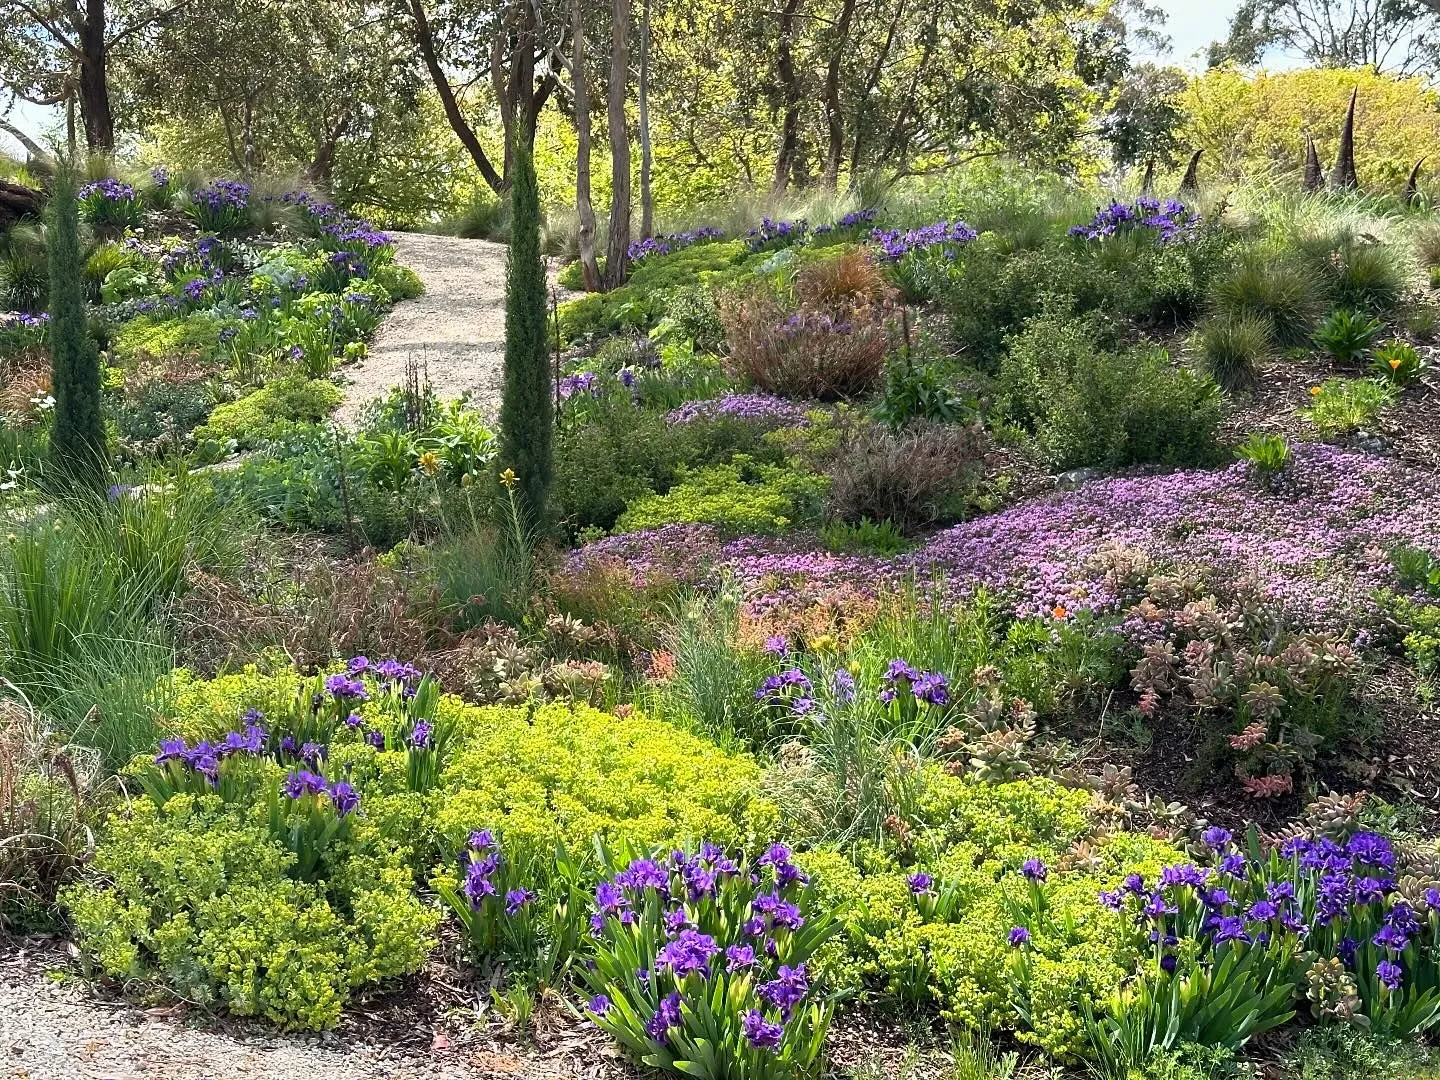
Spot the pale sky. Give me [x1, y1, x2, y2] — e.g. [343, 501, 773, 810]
[1145, 0, 1248, 70]
[0, 2, 1258, 160]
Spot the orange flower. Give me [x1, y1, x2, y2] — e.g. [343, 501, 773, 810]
[1052, 605, 1068, 619]
[1390, 357, 1403, 370]
[1310, 386, 1322, 396]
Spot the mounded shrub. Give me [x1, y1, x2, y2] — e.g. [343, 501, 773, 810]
[826, 419, 989, 534]
[720, 289, 890, 400]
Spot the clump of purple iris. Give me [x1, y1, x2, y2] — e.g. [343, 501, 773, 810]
[746, 216, 808, 253]
[1008, 926, 1031, 947]
[869, 219, 977, 261]
[627, 226, 724, 263]
[1068, 196, 1197, 244]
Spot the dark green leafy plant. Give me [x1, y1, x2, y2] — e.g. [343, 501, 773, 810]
[1235, 432, 1290, 478]
[1370, 341, 1424, 387]
[1313, 309, 1383, 364]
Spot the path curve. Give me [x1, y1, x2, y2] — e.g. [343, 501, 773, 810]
[338, 233, 509, 425]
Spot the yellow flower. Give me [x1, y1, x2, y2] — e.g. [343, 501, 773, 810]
[499, 467, 519, 490]
[1390, 358, 1403, 370]
[417, 450, 440, 476]
[810, 633, 838, 654]
[1310, 386, 1322, 396]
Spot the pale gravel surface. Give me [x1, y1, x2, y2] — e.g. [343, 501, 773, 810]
[0, 948, 618, 1080]
[336, 232, 510, 425]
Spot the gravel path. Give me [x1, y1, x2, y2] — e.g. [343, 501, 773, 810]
[0, 948, 618, 1080]
[337, 232, 510, 425]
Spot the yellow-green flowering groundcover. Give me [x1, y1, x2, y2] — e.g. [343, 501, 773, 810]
[62, 660, 1437, 1076]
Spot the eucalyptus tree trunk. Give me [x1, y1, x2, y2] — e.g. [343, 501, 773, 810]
[603, 0, 632, 290]
[638, 0, 653, 238]
[572, 0, 601, 291]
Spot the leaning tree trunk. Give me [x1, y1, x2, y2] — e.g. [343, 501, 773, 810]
[821, 0, 857, 189]
[77, 0, 115, 152]
[0, 179, 45, 229]
[602, 0, 632, 291]
[1303, 135, 1325, 191]
[1332, 89, 1358, 190]
[571, 0, 601, 291]
[1139, 158, 1155, 196]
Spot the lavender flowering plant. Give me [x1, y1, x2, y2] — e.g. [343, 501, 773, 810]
[581, 841, 838, 1079]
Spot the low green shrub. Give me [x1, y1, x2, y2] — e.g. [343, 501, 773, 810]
[434, 700, 778, 863]
[193, 376, 342, 456]
[64, 788, 436, 1030]
[615, 455, 829, 535]
[1004, 314, 1223, 471]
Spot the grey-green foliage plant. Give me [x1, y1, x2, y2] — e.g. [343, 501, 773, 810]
[499, 138, 553, 531]
[47, 167, 106, 482]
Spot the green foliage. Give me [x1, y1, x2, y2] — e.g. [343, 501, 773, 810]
[434, 700, 777, 865]
[1287, 1025, 1440, 1080]
[1004, 314, 1223, 471]
[1371, 340, 1425, 386]
[556, 243, 748, 342]
[553, 396, 784, 539]
[499, 140, 553, 528]
[875, 353, 969, 431]
[48, 168, 106, 481]
[1235, 432, 1291, 477]
[820, 517, 911, 556]
[62, 791, 437, 1030]
[1083, 939, 1296, 1074]
[652, 589, 776, 750]
[614, 455, 828, 536]
[1196, 315, 1270, 390]
[193, 376, 342, 456]
[0, 482, 244, 769]
[1313, 308, 1384, 364]
[1294, 230, 1409, 314]
[1301, 377, 1393, 436]
[1209, 250, 1323, 347]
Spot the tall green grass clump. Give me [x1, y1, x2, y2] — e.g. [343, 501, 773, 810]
[498, 139, 553, 530]
[1293, 227, 1410, 314]
[1197, 315, 1271, 389]
[47, 167, 106, 483]
[0, 482, 246, 768]
[1209, 248, 1324, 346]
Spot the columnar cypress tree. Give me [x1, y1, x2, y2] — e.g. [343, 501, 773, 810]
[498, 136, 552, 529]
[48, 166, 106, 481]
